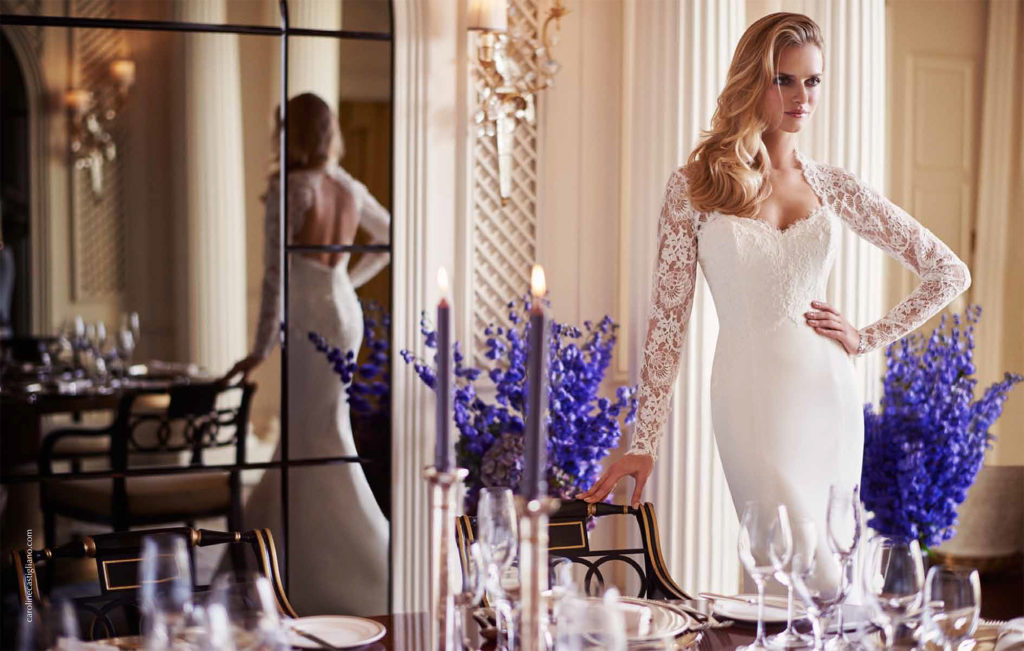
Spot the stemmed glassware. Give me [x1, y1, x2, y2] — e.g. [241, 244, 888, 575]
[116, 317, 137, 378]
[768, 517, 817, 649]
[792, 534, 854, 651]
[554, 588, 627, 651]
[207, 571, 288, 651]
[455, 542, 488, 650]
[139, 534, 193, 650]
[477, 487, 520, 651]
[861, 535, 925, 649]
[921, 566, 981, 651]
[825, 483, 862, 650]
[737, 501, 792, 651]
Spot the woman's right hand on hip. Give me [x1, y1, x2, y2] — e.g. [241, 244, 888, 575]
[577, 453, 654, 508]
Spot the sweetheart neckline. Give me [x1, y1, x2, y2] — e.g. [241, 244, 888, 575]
[716, 202, 828, 235]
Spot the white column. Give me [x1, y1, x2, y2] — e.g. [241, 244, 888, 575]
[790, 0, 887, 405]
[177, 0, 248, 374]
[287, 0, 342, 112]
[622, 0, 746, 596]
[391, 0, 467, 613]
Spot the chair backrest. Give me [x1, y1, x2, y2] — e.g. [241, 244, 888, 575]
[456, 499, 691, 600]
[11, 526, 296, 640]
[111, 382, 255, 468]
[0, 335, 55, 365]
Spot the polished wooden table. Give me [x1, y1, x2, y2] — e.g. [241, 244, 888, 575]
[364, 612, 771, 650]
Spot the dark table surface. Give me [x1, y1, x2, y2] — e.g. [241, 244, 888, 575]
[364, 611, 771, 650]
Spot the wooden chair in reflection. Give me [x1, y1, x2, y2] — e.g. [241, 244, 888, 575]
[38, 382, 256, 547]
[11, 526, 296, 640]
[456, 499, 692, 600]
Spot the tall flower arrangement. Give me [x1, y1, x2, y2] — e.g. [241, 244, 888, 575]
[309, 300, 391, 420]
[861, 304, 1022, 549]
[401, 295, 637, 513]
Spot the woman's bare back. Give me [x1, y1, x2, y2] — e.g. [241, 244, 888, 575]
[292, 172, 359, 267]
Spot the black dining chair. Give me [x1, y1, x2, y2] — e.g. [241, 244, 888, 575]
[38, 382, 256, 547]
[456, 498, 692, 600]
[11, 526, 296, 641]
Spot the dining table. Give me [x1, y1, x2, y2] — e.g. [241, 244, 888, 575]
[360, 611, 788, 651]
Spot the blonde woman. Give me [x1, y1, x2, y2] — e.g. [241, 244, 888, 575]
[223, 93, 390, 616]
[579, 9, 969, 626]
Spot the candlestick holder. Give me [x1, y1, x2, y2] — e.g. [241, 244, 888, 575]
[425, 465, 469, 651]
[517, 495, 560, 651]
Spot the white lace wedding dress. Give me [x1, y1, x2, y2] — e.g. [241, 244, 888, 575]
[627, 149, 971, 585]
[242, 163, 391, 616]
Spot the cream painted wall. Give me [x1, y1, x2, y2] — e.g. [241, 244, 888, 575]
[538, 0, 625, 383]
[887, 0, 1023, 465]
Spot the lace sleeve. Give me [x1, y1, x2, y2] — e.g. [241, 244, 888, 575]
[347, 181, 392, 289]
[251, 178, 315, 361]
[625, 168, 700, 461]
[830, 167, 972, 355]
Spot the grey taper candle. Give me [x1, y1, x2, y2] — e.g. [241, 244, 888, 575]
[435, 268, 453, 471]
[522, 265, 549, 500]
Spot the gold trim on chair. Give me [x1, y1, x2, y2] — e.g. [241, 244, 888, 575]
[257, 528, 298, 619]
[640, 503, 691, 599]
[548, 521, 587, 551]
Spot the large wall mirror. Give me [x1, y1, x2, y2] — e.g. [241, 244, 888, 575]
[0, 0, 395, 638]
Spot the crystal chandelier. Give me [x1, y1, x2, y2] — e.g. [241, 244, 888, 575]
[64, 59, 135, 197]
[469, 0, 568, 204]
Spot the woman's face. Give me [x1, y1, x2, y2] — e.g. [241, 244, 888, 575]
[759, 43, 823, 133]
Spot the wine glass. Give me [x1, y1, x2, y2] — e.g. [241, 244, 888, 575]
[792, 538, 854, 650]
[768, 517, 817, 649]
[826, 483, 862, 650]
[861, 535, 925, 649]
[477, 487, 519, 650]
[208, 571, 288, 651]
[139, 534, 193, 649]
[116, 324, 136, 377]
[554, 588, 627, 651]
[921, 566, 980, 651]
[737, 501, 792, 651]
[125, 312, 141, 350]
[16, 599, 80, 651]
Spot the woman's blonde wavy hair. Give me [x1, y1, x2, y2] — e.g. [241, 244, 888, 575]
[267, 92, 344, 189]
[685, 12, 823, 219]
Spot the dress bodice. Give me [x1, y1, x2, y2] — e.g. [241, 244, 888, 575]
[626, 149, 972, 460]
[697, 201, 839, 340]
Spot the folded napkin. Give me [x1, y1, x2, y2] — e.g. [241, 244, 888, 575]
[995, 617, 1024, 651]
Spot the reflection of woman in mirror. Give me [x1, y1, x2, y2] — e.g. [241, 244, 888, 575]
[579, 13, 969, 597]
[223, 93, 390, 615]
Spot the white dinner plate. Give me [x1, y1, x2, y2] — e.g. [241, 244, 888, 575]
[710, 594, 804, 624]
[617, 597, 699, 641]
[286, 615, 387, 649]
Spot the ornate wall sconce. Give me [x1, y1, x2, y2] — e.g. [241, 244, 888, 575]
[468, 0, 568, 204]
[64, 58, 135, 197]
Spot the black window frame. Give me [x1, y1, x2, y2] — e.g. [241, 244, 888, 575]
[0, 0, 396, 608]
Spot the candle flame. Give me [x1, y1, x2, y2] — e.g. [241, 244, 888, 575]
[437, 267, 449, 297]
[531, 264, 546, 298]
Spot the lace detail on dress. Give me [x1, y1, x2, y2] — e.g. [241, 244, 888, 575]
[797, 150, 972, 355]
[625, 168, 700, 460]
[251, 177, 316, 361]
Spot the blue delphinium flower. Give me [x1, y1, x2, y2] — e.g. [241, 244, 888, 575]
[402, 294, 638, 513]
[861, 304, 1022, 549]
[309, 300, 391, 421]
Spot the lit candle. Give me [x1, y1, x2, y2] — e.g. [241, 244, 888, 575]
[64, 89, 93, 115]
[467, 0, 508, 32]
[521, 265, 548, 500]
[435, 267, 454, 472]
[109, 59, 136, 89]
